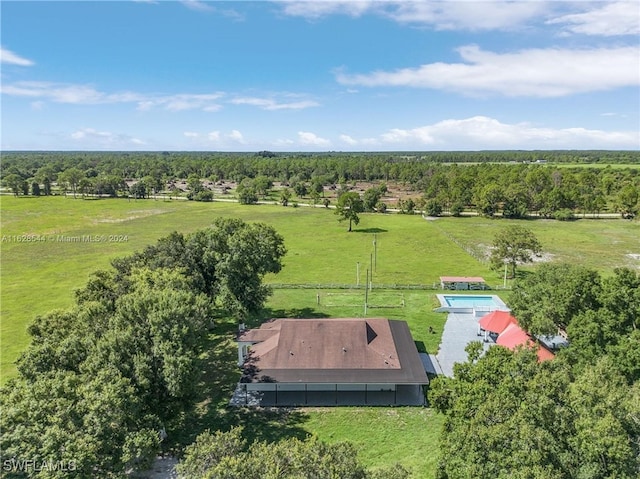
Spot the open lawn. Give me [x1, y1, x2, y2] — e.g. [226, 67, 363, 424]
[2, 195, 638, 478]
[3, 196, 638, 377]
[169, 294, 444, 478]
[1, 195, 505, 379]
[432, 216, 640, 274]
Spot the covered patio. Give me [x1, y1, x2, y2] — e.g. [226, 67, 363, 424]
[440, 276, 487, 290]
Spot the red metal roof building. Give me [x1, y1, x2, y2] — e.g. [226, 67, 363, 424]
[478, 310, 518, 335]
[496, 323, 555, 362]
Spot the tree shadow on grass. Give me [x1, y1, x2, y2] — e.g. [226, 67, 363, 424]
[246, 306, 329, 327]
[352, 227, 388, 234]
[165, 318, 310, 455]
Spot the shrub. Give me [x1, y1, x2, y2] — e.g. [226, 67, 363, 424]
[194, 190, 214, 202]
[554, 208, 575, 221]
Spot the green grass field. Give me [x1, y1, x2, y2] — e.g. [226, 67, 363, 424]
[2, 195, 638, 478]
[1, 195, 507, 379]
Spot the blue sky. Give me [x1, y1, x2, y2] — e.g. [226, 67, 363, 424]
[1, 1, 639, 151]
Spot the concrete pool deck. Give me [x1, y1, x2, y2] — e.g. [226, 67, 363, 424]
[435, 311, 493, 377]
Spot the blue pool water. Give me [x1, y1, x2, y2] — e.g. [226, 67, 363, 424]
[444, 295, 498, 308]
[435, 294, 509, 312]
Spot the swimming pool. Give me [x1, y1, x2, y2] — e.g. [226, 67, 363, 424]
[435, 294, 509, 315]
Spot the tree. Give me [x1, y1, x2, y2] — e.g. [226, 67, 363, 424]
[58, 167, 85, 198]
[236, 178, 258, 204]
[0, 370, 160, 477]
[335, 192, 364, 232]
[310, 189, 321, 206]
[130, 181, 147, 199]
[616, 184, 638, 218]
[178, 427, 407, 479]
[108, 219, 286, 321]
[292, 181, 308, 198]
[253, 175, 273, 197]
[475, 184, 503, 217]
[509, 263, 601, 336]
[363, 187, 382, 212]
[280, 187, 292, 206]
[399, 198, 416, 215]
[194, 190, 213, 202]
[187, 174, 204, 194]
[425, 199, 443, 217]
[3, 173, 24, 196]
[490, 225, 542, 279]
[502, 184, 530, 219]
[431, 345, 640, 479]
[43, 176, 52, 196]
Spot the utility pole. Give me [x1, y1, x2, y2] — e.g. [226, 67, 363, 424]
[373, 234, 377, 272]
[364, 268, 369, 315]
[503, 262, 508, 289]
[370, 253, 373, 291]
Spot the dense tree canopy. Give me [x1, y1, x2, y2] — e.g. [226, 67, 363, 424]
[431, 266, 640, 479]
[509, 263, 602, 336]
[178, 427, 410, 479]
[108, 218, 286, 320]
[2, 151, 638, 219]
[0, 219, 286, 477]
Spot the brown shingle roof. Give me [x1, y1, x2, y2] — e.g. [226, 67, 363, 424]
[240, 318, 428, 385]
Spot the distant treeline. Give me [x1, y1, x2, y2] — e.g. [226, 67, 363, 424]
[2, 150, 639, 182]
[2, 150, 639, 218]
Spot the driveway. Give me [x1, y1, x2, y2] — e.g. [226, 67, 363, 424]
[435, 312, 492, 377]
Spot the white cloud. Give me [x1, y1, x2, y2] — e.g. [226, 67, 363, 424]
[183, 129, 245, 146]
[180, 0, 215, 12]
[273, 138, 295, 147]
[147, 93, 224, 112]
[280, 1, 374, 20]
[297, 131, 331, 147]
[279, 1, 638, 35]
[339, 134, 358, 145]
[2, 81, 323, 112]
[382, 1, 549, 31]
[70, 128, 145, 147]
[548, 1, 640, 36]
[231, 96, 319, 110]
[227, 130, 245, 142]
[1, 81, 225, 111]
[279, 1, 551, 31]
[1, 81, 143, 104]
[336, 45, 640, 97]
[370, 116, 640, 149]
[0, 47, 34, 66]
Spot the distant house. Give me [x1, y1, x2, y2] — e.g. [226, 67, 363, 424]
[233, 318, 428, 406]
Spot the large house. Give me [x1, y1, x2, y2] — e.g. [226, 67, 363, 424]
[234, 318, 428, 406]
